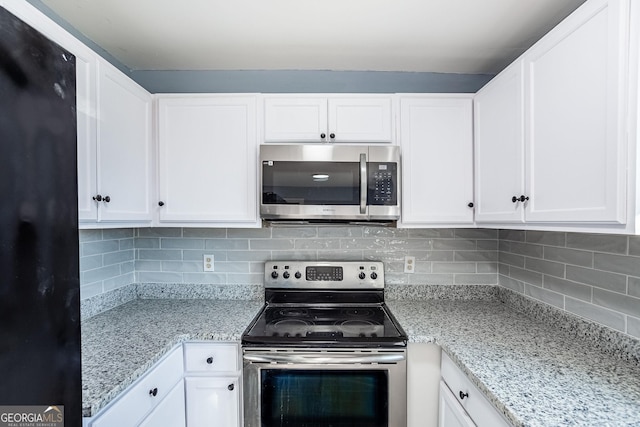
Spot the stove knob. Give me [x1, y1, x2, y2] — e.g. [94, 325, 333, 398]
[295, 271, 302, 279]
[283, 271, 290, 279]
[370, 272, 378, 280]
[359, 272, 366, 280]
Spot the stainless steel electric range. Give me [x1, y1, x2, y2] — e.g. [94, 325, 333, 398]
[242, 261, 407, 427]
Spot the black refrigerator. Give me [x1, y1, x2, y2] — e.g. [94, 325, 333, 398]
[0, 5, 81, 427]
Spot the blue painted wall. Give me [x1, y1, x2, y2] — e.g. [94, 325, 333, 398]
[25, 0, 494, 94]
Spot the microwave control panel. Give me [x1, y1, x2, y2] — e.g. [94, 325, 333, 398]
[368, 163, 397, 205]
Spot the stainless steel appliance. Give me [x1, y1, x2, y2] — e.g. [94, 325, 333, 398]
[260, 144, 400, 222]
[242, 261, 407, 427]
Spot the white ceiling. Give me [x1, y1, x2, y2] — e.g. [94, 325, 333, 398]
[41, 0, 587, 74]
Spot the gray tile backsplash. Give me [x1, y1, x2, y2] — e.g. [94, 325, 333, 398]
[499, 231, 640, 339]
[79, 226, 640, 340]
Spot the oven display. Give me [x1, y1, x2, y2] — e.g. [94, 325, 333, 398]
[261, 369, 387, 427]
[306, 266, 343, 281]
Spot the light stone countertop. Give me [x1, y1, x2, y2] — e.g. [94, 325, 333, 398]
[82, 297, 640, 426]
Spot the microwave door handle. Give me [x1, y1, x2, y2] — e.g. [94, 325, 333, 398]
[360, 153, 367, 214]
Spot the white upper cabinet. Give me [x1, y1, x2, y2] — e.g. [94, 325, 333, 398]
[399, 96, 474, 227]
[474, 0, 634, 231]
[94, 60, 153, 223]
[523, 0, 628, 224]
[263, 95, 393, 143]
[156, 95, 259, 226]
[474, 62, 525, 224]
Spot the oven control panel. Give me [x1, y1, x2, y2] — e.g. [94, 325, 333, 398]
[264, 261, 385, 289]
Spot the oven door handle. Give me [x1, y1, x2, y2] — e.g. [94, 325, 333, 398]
[359, 153, 367, 214]
[243, 353, 405, 364]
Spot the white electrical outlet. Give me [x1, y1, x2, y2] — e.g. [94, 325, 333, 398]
[404, 256, 415, 273]
[203, 254, 215, 272]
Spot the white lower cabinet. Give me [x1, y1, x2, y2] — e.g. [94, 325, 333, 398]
[89, 346, 184, 427]
[139, 380, 186, 427]
[185, 377, 240, 427]
[440, 353, 511, 427]
[184, 342, 242, 427]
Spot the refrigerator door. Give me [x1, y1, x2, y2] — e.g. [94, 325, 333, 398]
[0, 6, 81, 426]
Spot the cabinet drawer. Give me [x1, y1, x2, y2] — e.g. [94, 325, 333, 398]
[92, 346, 184, 427]
[184, 343, 238, 373]
[441, 353, 510, 427]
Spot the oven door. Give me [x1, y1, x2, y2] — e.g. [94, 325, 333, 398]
[243, 348, 407, 427]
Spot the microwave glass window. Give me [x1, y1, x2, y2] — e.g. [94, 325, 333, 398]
[261, 369, 388, 427]
[263, 161, 360, 205]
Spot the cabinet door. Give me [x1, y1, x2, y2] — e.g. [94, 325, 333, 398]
[328, 97, 393, 143]
[185, 377, 240, 427]
[524, 0, 628, 223]
[438, 381, 475, 427]
[74, 45, 99, 222]
[263, 97, 327, 142]
[96, 60, 153, 222]
[399, 96, 474, 226]
[139, 380, 186, 427]
[157, 96, 258, 224]
[474, 62, 525, 224]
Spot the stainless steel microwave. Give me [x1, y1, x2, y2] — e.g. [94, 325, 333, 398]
[260, 144, 400, 222]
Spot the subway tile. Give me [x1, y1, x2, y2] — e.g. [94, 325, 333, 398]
[341, 239, 385, 250]
[137, 249, 182, 261]
[102, 229, 134, 240]
[363, 227, 408, 238]
[134, 237, 160, 249]
[182, 272, 226, 284]
[565, 266, 627, 294]
[498, 263, 510, 275]
[454, 274, 497, 285]
[272, 227, 318, 238]
[498, 252, 525, 268]
[103, 273, 134, 292]
[135, 261, 162, 271]
[121, 261, 135, 274]
[524, 257, 565, 278]
[137, 228, 182, 238]
[183, 228, 227, 238]
[594, 253, 640, 277]
[509, 266, 543, 286]
[498, 229, 526, 242]
[161, 238, 205, 250]
[567, 233, 627, 254]
[425, 251, 454, 262]
[183, 250, 228, 261]
[509, 242, 543, 258]
[408, 273, 454, 285]
[318, 227, 363, 238]
[82, 240, 119, 256]
[543, 275, 591, 302]
[407, 229, 454, 238]
[83, 265, 121, 284]
[119, 238, 134, 250]
[320, 250, 363, 261]
[161, 261, 203, 273]
[79, 229, 102, 242]
[272, 251, 317, 260]
[525, 284, 564, 309]
[432, 262, 476, 274]
[629, 236, 640, 256]
[137, 271, 183, 283]
[498, 240, 511, 252]
[628, 317, 640, 339]
[543, 246, 592, 268]
[498, 275, 524, 293]
[388, 239, 432, 250]
[525, 231, 566, 247]
[103, 249, 134, 266]
[476, 240, 499, 251]
[432, 239, 477, 251]
[454, 251, 497, 262]
[214, 262, 251, 273]
[412, 262, 432, 274]
[79, 254, 102, 272]
[630, 277, 640, 298]
[80, 282, 103, 300]
[565, 297, 626, 331]
[207, 239, 250, 250]
[455, 228, 498, 239]
[295, 239, 340, 250]
[226, 250, 271, 262]
[477, 262, 498, 274]
[226, 273, 264, 284]
[248, 239, 293, 250]
[593, 288, 640, 318]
